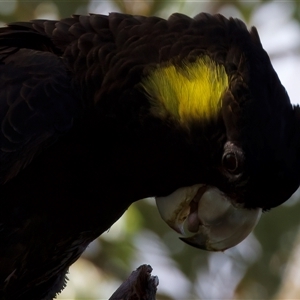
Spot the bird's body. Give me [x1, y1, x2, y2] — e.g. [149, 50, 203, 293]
[0, 12, 300, 299]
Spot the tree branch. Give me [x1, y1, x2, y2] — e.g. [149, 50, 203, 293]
[109, 265, 159, 300]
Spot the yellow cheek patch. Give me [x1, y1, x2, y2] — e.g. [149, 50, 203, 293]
[141, 56, 228, 127]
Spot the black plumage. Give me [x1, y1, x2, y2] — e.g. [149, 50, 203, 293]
[0, 12, 300, 299]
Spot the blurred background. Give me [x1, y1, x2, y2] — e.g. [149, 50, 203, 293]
[1, 1, 300, 299]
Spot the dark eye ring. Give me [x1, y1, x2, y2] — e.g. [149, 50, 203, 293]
[222, 152, 238, 173]
[222, 142, 244, 176]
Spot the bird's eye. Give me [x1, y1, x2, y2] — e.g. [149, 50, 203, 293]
[222, 152, 238, 173]
[222, 142, 244, 176]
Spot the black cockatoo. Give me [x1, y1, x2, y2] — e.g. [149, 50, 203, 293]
[0, 12, 300, 300]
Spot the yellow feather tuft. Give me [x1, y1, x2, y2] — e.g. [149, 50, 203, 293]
[141, 56, 228, 127]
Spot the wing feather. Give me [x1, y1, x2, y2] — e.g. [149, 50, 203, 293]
[0, 47, 76, 183]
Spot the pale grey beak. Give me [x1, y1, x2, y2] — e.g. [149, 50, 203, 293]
[155, 184, 262, 251]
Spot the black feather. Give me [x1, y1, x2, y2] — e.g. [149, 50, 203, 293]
[0, 12, 299, 299]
